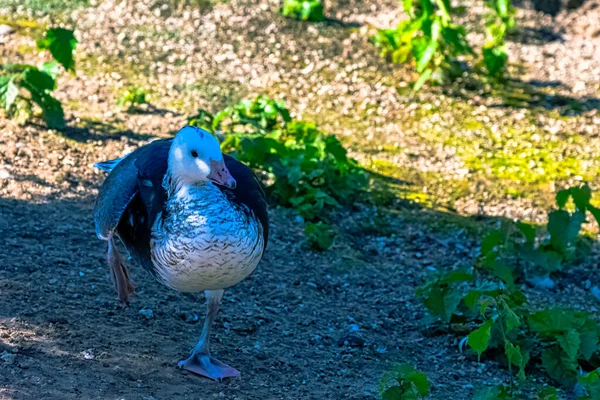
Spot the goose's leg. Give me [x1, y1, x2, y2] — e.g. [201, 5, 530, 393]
[178, 289, 240, 381]
[107, 238, 134, 304]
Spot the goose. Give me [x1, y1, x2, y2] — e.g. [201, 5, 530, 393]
[93, 126, 269, 381]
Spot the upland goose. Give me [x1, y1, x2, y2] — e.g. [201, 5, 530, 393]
[93, 126, 269, 380]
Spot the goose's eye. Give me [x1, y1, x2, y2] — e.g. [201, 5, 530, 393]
[190, 150, 199, 158]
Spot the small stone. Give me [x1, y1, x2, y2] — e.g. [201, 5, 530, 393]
[0, 352, 16, 364]
[590, 286, 600, 302]
[337, 334, 364, 348]
[0, 169, 12, 180]
[82, 349, 95, 360]
[0, 25, 14, 37]
[48, 278, 58, 284]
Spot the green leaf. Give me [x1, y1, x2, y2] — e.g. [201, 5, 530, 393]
[541, 345, 578, 386]
[40, 61, 60, 79]
[505, 341, 526, 381]
[558, 329, 581, 361]
[538, 386, 559, 400]
[556, 189, 570, 209]
[481, 230, 504, 255]
[517, 222, 536, 244]
[0, 75, 19, 111]
[22, 68, 56, 92]
[571, 184, 592, 212]
[37, 28, 77, 73]
[473, 385, 510, 400]
[423, 284, 462, 323]
[528, 309, 573, 336]
[482, 44, 508, 77]
[548, 209, 583, 254]
[579, 369, 600, 400]
[579, 331, 598, 361]
[468, 319, 493, 362]
[503, 304, 520, 334]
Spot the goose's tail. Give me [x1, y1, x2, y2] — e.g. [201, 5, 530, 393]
[93, 157, 125, 173]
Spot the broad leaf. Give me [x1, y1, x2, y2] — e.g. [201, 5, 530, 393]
[517, 222, 536, 244]
[579, 331, 598, 361]
[0, 75, 19, 111]
[481, 230, 504, 256]
[538, 386, 559, 400]
[37, 28, 77, 73]
[556, 189, 570, 209]
[505, 341, 526, 381]
[473, 386, 510, 400]
[557, 329, 580, 361]
[22, 68, 56, 92]
[468, 319, 493, 361]
[423, 284, 462, 323]
[570, 184, 592, 212]
[541, 345, 578, 386]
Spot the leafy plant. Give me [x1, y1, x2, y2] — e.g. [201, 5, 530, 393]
[116, 87, 148, 112]
[189, 96, 366, 222]
[478, 184, 600, 285]
[380, 364, 429, 400]
[578, 368, 600, 399]
[305, 221, 335, 251]
[281, 0, 325, 22]
[371, 0, 472, 91]
[528, 309, 600, 385]
[482, 0, 515, 77]
[188, 96, 367, 250]
[473, 385, 511, 400]
[0, 27, 77, 129]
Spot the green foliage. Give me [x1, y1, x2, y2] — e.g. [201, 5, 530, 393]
[0, 28, 76, 129]
[478, 184, 600, 283]
[372, 0, 518, 88]
[539, 386, 560, 400]
[380, 364, 429, 400]
[578, 369, 600, 400]
[281, 0, 325, 22]
[305, 221, 335, 251]
[482, 0, 515, 77]
[117, 87, 148, 112]
[473, 385, 511, 400]
[416, 184, 600, 389]
[37, 28, 78, 73]
[188, 96, 366, 250]
[371, 0, 472, 91]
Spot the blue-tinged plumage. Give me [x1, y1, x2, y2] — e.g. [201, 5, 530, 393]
[93, 126, 269, 381]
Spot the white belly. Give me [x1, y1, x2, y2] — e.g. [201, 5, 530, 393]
[150, 183, 264, 292]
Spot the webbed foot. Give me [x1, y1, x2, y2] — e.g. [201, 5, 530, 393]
[178, 352, 240, 381]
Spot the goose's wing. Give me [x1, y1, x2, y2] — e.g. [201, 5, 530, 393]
[222, 155, 269, 249]
[93, 139, 172, 240]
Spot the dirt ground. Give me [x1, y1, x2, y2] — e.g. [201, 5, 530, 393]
[2, 0, 600, 399]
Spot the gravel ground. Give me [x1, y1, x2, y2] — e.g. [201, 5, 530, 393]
[1, 0, 600, 399]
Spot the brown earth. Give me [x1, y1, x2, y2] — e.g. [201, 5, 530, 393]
[1, 0, 600, 399]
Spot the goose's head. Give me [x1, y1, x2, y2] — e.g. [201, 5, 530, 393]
[168, 126, 236, 189]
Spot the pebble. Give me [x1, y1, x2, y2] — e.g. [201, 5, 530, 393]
[0, 25, 14, 37]
[48, 278, 58, 284]
[0, 169, 12, 179]
[590, 286, 600, 302]
[0, 352, 16, 364]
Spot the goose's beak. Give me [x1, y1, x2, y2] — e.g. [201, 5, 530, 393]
[208, 159, 236, 189]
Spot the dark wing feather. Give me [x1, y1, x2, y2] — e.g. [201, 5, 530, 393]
[93, 139, 172, 240]
[222, 154, 270, 249]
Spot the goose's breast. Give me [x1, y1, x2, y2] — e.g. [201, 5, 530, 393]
[150, 193, 264, 292]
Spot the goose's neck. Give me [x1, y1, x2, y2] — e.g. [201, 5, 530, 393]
[163, 170, 211, 200]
